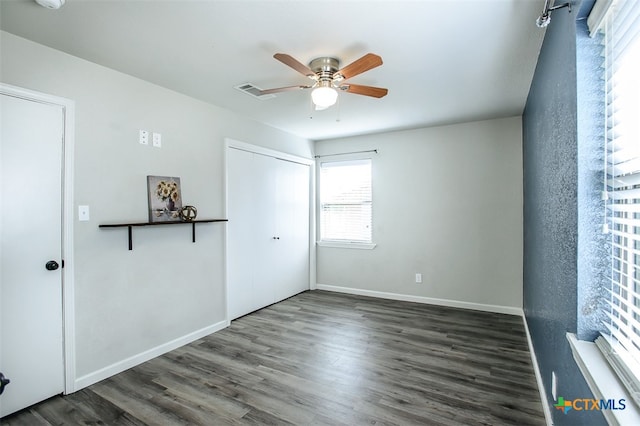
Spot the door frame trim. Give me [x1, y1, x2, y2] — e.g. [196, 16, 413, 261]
[0, 83, 76, 394]
[225, 138, 314, 166]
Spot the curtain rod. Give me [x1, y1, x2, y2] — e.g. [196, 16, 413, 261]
[314, 149, 378, 159]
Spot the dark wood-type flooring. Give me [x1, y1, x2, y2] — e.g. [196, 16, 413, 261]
[3, 290, 545, 425]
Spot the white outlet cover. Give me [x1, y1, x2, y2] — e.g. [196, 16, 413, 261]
[152, 132, 162, 147]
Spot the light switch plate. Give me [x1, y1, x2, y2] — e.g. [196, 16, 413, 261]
[139, 129, 149, 145]
[78, 205, 90, 221]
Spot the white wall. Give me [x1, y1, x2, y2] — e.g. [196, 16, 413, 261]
[315, 117, 523, 313]
[0, 32, 312, 385]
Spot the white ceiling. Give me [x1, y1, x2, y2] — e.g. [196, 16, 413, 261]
[0, 0, 547, 141]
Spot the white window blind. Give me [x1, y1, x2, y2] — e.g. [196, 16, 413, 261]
[600, 0, 640, 403]
[319, 159, 372, 243]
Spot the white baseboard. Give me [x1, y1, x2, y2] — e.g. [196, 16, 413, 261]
[73, 319, 229, 391]
[522, 315, 554, 426]
[315, 284, 524, 316]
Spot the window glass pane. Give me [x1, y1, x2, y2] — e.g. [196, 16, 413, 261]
[600, 0, 640, 396]
[319, 159, 372, 242]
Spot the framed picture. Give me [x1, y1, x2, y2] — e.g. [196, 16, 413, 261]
[147, 176, 182, 222]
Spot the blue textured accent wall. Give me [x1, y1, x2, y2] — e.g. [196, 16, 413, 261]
[576, 19, 608, 342]
[522, 1, 606, 424]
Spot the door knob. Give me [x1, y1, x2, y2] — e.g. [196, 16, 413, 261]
[0, 372, 10, 395]
[45, 260, 59, 271]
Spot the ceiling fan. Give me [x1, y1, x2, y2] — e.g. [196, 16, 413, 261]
[259, 53, 388, 109]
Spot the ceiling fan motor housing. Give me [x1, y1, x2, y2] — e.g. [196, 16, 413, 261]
[309, 57, 341, 83]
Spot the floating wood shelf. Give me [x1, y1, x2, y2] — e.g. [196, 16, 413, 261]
[99, 219, 228, 250]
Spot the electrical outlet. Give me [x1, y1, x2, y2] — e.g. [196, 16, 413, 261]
[415, 273, 422, 283]
[152, 132, 162, 148]
[552, 371, 557, 401]
[139, 129, 149, 145]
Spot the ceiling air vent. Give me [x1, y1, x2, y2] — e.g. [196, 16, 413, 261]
[234, 83, 276, 100]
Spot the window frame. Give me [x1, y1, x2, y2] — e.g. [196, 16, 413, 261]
[569, 1, 640, 419]
[316, 155, 376, 250]
[599, 0, 640, 406]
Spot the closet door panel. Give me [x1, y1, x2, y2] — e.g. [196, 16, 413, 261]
[227, 148, 256, 319]
[252, 154, 279, 309]
[274, 159, 310, 302]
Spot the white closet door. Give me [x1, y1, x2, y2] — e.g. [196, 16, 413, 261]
[274, 159, 310, 302]
[227, 149, 278, 318]
[227, 146, 310, 320]
[252, 154, 279, 310]
[227, 148, 255, 320]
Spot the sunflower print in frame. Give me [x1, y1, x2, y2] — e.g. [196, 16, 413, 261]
[147, 175, 182, 222]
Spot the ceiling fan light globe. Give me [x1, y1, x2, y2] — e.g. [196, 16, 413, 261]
[311, 86, 338, 108]
[35, 0, 65, 9]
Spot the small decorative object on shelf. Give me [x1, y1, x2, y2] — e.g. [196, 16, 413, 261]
[147, 175, 182, 223]
[179, 205, 198, 222]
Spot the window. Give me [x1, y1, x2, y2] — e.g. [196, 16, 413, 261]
[319, 159, 373, 246]
[594, 0, 640, 404]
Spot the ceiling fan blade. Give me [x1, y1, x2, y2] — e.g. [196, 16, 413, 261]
[274, 53, 317, 80]
[258, 85, 312, 95]
[340, 84, 388, 98]
[335, 53, 383, 80]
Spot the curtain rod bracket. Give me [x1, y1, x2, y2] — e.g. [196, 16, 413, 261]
[549, 2, 571, 13]
[536, 1, 571, 28]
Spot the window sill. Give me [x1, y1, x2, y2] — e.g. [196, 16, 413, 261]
[316, 241, 376, 250]
[567, 333, 640, 425]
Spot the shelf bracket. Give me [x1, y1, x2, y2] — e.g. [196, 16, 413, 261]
[99, 219, 228, 251]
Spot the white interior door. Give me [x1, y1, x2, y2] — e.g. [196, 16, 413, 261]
[0, 94, 65, 417]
